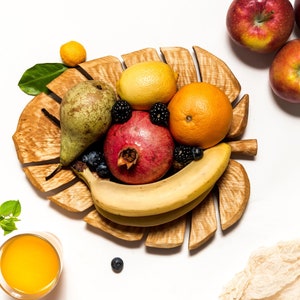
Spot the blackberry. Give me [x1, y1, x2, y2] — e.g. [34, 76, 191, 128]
[173, 145, 203, 170]
[111, 100, 132, 123]
[149, 102, 169, 126]
[111, 257, 124, 273]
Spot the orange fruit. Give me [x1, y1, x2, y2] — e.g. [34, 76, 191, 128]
[168, 82, 233, 149]
[60, 41, 86, 67]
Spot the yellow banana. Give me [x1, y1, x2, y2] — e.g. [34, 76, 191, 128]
[73, 142, 231, 217]
[95, 187, 213, 227]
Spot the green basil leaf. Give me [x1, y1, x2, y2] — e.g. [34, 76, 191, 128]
[0, 219, 18, 235]
[0, 200, 21, 217]
[0, 200, 21, 235]
[18, 63, 68, 96]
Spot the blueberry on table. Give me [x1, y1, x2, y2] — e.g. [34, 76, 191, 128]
[111, 257, 124, 273]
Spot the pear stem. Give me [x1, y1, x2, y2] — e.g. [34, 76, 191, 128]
[45, 164, 62, 181]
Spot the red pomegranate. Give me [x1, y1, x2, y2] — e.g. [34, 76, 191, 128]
[103, 110, 174, 184]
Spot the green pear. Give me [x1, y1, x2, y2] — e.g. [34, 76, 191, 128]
[60, 80, 117, 166]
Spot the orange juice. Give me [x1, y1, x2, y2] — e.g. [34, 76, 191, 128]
[0, 233, 62, 299]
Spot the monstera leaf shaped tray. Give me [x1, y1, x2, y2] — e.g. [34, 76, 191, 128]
[13, 46, 257, 250]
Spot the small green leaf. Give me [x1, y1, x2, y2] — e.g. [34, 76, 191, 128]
[18, 63, 68, 96]
[0, 200, 21, 217]
[0, 219, 18, 235]
[0, 200, 21, 235]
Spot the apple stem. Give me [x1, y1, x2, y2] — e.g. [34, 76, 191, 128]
[255, 10, 274, 24]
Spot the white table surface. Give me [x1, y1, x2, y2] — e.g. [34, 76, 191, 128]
[1, 0, 300, 299]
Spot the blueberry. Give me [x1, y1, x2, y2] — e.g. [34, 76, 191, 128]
[192, 146, 203, 160]
[81, 150, 102, 168]
[95, 161, 111, 178]
[111, 257, 124, 273]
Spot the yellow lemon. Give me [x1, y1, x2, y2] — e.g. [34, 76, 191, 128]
[60, 41, 86, 67]
[116, 61, 178, 110]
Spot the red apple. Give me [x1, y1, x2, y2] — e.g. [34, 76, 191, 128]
[226, 0, 294, 53]
[295, 0, 300, 29]
[269, 39, 300, 103]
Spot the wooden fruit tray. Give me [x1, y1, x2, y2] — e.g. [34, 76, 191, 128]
[13, 46, 257, 250]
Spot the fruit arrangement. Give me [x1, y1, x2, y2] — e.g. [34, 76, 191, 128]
[13, 46, 257, 250]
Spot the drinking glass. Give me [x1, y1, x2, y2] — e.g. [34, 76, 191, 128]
[0, 232, 63, 299]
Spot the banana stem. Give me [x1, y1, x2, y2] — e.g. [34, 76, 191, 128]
[71, 161, 98, 188]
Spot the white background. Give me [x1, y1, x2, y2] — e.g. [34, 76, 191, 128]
[1, 0, 300, 299]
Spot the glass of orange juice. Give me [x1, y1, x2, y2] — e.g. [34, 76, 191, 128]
[0, 232, 63, 299]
